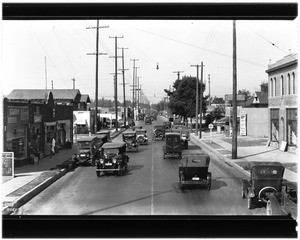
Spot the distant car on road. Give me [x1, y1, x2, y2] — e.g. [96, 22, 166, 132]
[136, 128, 149, 145]
[145, 116, 152, 125]
[162, 132, 182, 159]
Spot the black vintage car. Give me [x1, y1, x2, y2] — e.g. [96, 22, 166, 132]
[241, 161, 297, 215]
[122, 130, 139, 152]
[72, 136, 103, 166]
[145, 116, 152, 125]
[136, 128, 148, 145]
[97, 130, 112, 143]
[178, 154, 212, 190]
[162, 132, 182, 159]
[95, 142, 129, 177]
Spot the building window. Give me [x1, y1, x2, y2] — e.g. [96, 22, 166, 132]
[270, 78, 273, 97]
[281, 75, 284, 96]
[270, 109, 279, 142]
[287, 73, 291, 95]
[287, 109, 297, 146]
[292, 72, 296, 94]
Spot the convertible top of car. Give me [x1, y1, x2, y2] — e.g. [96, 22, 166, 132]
[97, 130, 111, 135]
[77, 136, 100, 142]
[181, 154, 210, 167]
[165, 132, 181, 137]
[102, 142, 126, 149]
[136, 128, 147, 133]
[123, 130, 136, 135]
[249, 161, 284, 168]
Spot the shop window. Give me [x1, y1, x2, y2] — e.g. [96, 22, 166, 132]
[270, 109, 279, 142]
[287, 109, 297, 146]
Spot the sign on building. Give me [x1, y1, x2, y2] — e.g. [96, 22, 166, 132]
[2, 152, 14, 179]
[240, 111, 247, 136]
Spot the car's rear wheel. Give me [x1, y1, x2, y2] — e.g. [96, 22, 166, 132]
[267, 195, 281, 215]
[242, 189, 245, 198]
[247, 197, 253, 209]
[207, 172, 212, 190]
[96, 171, 101, 177]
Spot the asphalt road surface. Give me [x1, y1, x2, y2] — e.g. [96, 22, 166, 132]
[14, 116, 266, 215]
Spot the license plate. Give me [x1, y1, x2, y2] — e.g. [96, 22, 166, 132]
[105, 163, 112, 166]
[192, 177, 199, 180]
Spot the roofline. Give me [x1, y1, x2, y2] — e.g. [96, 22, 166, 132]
[266, 59, 298, 73]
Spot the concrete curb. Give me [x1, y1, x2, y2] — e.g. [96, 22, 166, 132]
[2, 161, 73, 215]
[190, 134, 251, 178]
[2, 129, 126, 215]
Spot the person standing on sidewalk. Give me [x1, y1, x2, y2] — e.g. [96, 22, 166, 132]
[50, 137, 56, 158]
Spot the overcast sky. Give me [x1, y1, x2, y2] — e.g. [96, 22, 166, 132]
[1, 18, 298, 104]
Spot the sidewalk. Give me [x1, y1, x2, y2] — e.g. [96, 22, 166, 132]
[1, 128, 125, 215]
[191, 131, 298, 185]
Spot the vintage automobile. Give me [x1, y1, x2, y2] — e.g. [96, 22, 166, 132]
[95, 142, 129, 177]
[163, 132, 182, 159]
[122, 130, 139, 152]
[163, 121, 172, 131]
[136, 128, 148, 145]
[131, 125, 143, 131]
[145, 116, 152, 125]
[72, 136, 103, 166]
[97, 130, 112, 143]
[242, 161, 286, 213]
[172, 126, 190, 150]
[152, 124, 171, 140]
[178, 154, 212, 189]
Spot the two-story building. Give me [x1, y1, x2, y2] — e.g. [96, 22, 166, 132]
[266, 53, 297, 151]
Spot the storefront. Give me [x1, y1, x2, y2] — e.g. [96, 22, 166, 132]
[287, 108, 297, 147]
[44, 122, 56, 156]
[29, 113, 43, 154]
[56, 120, 71, 149]
[5, 106, 29, 166]
[270, 109, 279, 143]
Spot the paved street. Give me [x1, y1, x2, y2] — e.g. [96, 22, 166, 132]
[12, 117, 266, 215]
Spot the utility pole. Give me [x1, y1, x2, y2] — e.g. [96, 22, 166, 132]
[136, 77, 142, 115]
[130, 59, 139, 120]
[45, 56, 48, 91]
[191, 64, 199, 136]
[199, 62, 204, 139]
[118, 47, 129, 127]
[51, 80, 53, 89]
[232, 20, 238, 159]
[109, 36, 123, 132]
[134, 66, 140, 120]
[87, 20, 109, 134]
[173, 71, 184, 81]
[71, 77, 75, 89]
[208, 74, 211, 106]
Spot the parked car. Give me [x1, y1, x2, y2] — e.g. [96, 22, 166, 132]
[162, 132, 182, 159]
[136, 128, 148, 145]
[178, 154, 212, 189]
[242, 161, 287, 214]
[72, 136, 102, 166]
[145, 116, 152, 125]
[122, 130, 139, 152]
[95, 142, 129, 177]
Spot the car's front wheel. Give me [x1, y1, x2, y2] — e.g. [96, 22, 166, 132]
[248, 197, 253, 209]
[96, 170, 101, 177]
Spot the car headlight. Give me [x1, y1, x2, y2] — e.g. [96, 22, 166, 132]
[112, 159, 117, 164]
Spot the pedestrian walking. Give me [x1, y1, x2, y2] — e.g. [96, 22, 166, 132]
[50, 137, 56, 158]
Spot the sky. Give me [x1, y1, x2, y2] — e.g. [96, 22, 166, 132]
[1, 18, 298, 104]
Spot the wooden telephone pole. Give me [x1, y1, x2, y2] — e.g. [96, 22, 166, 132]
[109, 36, 123, 132]
[118, 47, 129, 127]
[232, 20, 238, 159]
[87, 20, 108, 133]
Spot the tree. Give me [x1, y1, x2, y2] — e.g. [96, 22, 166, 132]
[166, 76, 207, 121]
[152, 100, 165, 112]
[238, 89, 253, 101]
[204, 104, 225, 127]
